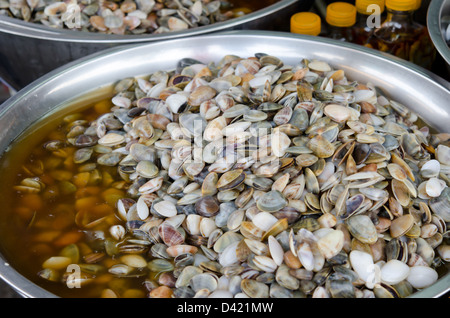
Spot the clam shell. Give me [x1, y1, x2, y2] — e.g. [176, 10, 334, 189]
[190, 273, 218, 293]
[159, 222, 184, 247]
[406, 266, 438, 289]
[317, 229, 344, 259]
[346, 215, 378, 244]
[240, 279, 269, 298]
[256, 190, 288, 212]
[324, 104, 351, 123]
[166, 245, 198, 258]
[195, 195, 220, 217]
[390, 214, 414, 238]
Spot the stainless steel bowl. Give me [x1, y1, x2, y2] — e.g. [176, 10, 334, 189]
[0, 0, 313, 90]
[428, 0, 450, 66]
[0, 31, 449, 298]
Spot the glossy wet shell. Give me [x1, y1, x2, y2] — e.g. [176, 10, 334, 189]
[346, 215, 378, 244]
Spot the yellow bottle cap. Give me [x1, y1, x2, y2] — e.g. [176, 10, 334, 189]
[385, 0, 416, 11]
[414, 0, 421, 10]
[355, 0, 385, 15]
[326, 2, 357, 27]
[290, 12, 321, 36]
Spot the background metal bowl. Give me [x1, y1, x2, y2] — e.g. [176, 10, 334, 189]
[0, 31, 449, 298]
[428, 0, 450, 67]
[0, 0, 313, 91]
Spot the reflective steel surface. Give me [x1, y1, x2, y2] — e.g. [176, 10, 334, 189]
[0, 31, 448, 298]
[428, 0, 450, 66]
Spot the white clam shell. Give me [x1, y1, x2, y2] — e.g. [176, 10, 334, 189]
[222, 121, 251, 136]
[271, 131, 291, 157]
[111, 95, 131, 108]
[312, 286, 330, 298]
[420, 159, 440, 178]
[406, 266, 438, 289]
[166, 93, 188, 113]
[218, 241, 240, 267]
[350, 250, 380, 288]
[136, 196, 149, 220]
[164, 214, 186, 229]
[268, 236, 284, 266]
[153, 200, 177, 218]
[425, 177, 446, 197]
[190, 272, 219, 293]
[437, 245, 450, 262]
[354, 89, 375, 103]
[297, 242, 314, 271]
[380, 259, 410, 285]
[186, 214, 202, 235]
[436, 145, 450, 164]
[148, 82, 166, 98]
[200, 217, 217, 238]
[253, 255, 277, 273]
[316, 229, 344, 259]
[203, 116, 226, 141]
[307, 60, 331, 72]
[249, 75, 271, 88]
[109, 225, 126, 241]
[323, 104, 351, 123]
[98, 133, 125, 147]
[228, 275, 242, 294]
[252, 211, 278, 232]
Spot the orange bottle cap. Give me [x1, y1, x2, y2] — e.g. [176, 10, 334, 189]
[326, 2, 357, 27]
[414, 0, 422, 10]
[385, 0, 417, 11]
[355, 0, 385, 15]
[290, 12, 321, 36]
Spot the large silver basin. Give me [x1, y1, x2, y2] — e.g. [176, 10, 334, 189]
[0, 0, 313, 90]
[428, 0, 450, 67]
[0, 31, 449, 298]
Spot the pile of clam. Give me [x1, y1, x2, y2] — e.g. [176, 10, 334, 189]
[32, 53, 449, 298]
[0, 0, 237, 34]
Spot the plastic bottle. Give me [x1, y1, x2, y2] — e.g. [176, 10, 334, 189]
[372, 0, 436, 69]
[325, 2, 357, 42]
[290, 12, 322, 36]
[353, 0, 385, 47]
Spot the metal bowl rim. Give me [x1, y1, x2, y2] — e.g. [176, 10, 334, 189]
[0, 0, 298, 43]
[428, 0, 450, 65]
[0, 30, 449, 298]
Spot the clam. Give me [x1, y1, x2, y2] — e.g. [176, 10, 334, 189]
[190, 273, 218, 293]
[153, 200, 177, 218]
[346, 215, 378, 244]
[380, 260, 410, 285]
[158, 222, 185, 247]
[390, 214, 415, 238]
[241, 279, 270, 298]
[324, 104, 352, 123]
[256, 190, 288, 213]
[406, 266, 438, 289]
[420, 159, 440, 179]
[136, 160, 159, 178]
[271, 131, 291, 157]
[166, 245, 198, 258]
[316, 229, 344, 259]
[216, 169, 246, 191]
